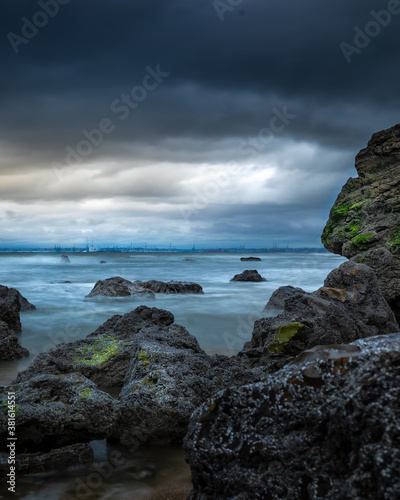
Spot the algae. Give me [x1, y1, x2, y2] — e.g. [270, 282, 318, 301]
[268, 323, 304, 354]
[73, 335, 121, 366]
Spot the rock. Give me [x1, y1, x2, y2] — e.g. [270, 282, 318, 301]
[0, 373, 119, 452]
[100, 260, 107, 263]
[60, 254, 71, 264]
[240, 257, 262, 261]
[86, 276, 155, 299]
[264, 285, 303, 312]
[14, 305, 266, 444]
[0, 443, 93, 475]
[321, 124, 400, 321]
[185, 333, 400, 500]
[239, 261, 398, 371]
[133, 280, 204, 294]
[230, 270, 267, 282]
[0, 321, 29, 360]
[0, 285, 22, 332]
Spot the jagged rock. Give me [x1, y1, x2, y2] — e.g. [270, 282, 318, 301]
[133, 280, 204, 294]
[185, 333, 400, 500]
[14, 306, 266, 444]
[240, 257, 262, 261]
[0, 374, 119, 453]
[239, 261, 398, 371]
[230, 270, 267, 282]
[60, 254, 71, 264]
[264, 285, 303, 312]
[0, 321, 29, 360]
[321, 123, 400, 321]
[0, 443, 93, 475]
[0, 285, 35, 332]
[86, 276, 155, 299]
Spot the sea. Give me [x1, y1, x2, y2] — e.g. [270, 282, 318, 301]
[0, 251, 346, 500]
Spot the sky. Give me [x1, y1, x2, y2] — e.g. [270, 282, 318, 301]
[1, 0, 400, 249]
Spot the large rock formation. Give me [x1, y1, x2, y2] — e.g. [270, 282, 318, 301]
[0, 285, 35, 332]
[263, 285, 303, 312]
[133, 280, 204, 294]
[321, 123, 400, 320]
[230, 270, 267, 282]
[14, 306, 266, 444]
[185, 333, 400, 500]
[0, 374, 119, 452]
[239, 261, 398, 371]
[86, 276, 155, 298]
[0, 321, 29, 360]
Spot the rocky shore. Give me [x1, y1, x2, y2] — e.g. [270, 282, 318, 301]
[2, 125, 400, 497]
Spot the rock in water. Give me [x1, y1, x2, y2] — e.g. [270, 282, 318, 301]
[239, 261, 398, 371]
[86, 276, 155, 298]
[230, 270, 267, 282]
[133, 280, 204, 294]
[0, 321, 29, 360]
[321, 123, 400, 321]
[60, 254, 71, 264]
[264, 285, 303, 312]
[0, 373, 119, 452]
[185, 333, 400, 500]
[240, 257, 262, 261]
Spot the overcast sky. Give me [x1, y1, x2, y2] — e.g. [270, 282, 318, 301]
[1, 0, 400, 248]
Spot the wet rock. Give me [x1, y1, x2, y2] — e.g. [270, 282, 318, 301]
[230, 270, 267, 282]
[240, 257, 262, 261]
[100, 260, 107, 263]
[185, 333, 400, 500]
[0, 374, 119, 453]
[133, 280, 204, 294]
[0, 285, 35, 332]
[0, 443, 93, 475]
[264, 285, 303, 312]
[321, 124, 400, 321]
[0, 321, 29, 360]
[86, 276, 155, 299]
[239, 261, 398, 370]
[60, 254, 71, 264]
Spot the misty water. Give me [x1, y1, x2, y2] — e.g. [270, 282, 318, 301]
[0, 251, 346, 499]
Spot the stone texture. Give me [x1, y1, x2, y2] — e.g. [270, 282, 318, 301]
[185, 333, 400, 500]
[0, 443, 93, 475]
[263, 285, 303, 312]
[321, 123, 400, 320]
[230, 270, 267, 282]
[0, 373, 119, 453]
[86, 276, 155, 299]
[133, 280, 204, 294]
[0, 321, 29, 360]
[239, 261, 398, 371]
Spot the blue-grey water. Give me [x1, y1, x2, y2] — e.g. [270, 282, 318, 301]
[0, 251, 346, 499]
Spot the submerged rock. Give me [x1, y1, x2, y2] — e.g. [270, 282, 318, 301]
[0, 443, 93, 475]
[321, 124, 400, 321]
[133, 280, 204, 294]
[185, 333, 400, 500]
[264, 285, 303, 312]
[240, 257, 262, 261]
[0, 373, 119, 452]
[239, 261, 398, 370]
[0, 285, 35, 332]
[86, 276, 155, 299]
[0, 321, 29, 360]
[60, 254, 71, 264]
[230, 270, 267, 282]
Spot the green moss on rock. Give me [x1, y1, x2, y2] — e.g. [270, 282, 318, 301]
[268, 323, 305, 354]
[351, 233, 375, 249]
[73, 335, 121, 366]
[138, 349, 150, 366]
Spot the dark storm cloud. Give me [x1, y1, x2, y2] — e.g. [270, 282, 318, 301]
[1, 0, 400, 246]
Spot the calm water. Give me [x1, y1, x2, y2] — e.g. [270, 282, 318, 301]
[0, 251, 346, 499]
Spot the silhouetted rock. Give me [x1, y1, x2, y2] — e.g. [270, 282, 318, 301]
[0, 321, 29, 360]
[185, 333, 400, 500]
[230, 270, 267, 282]
[86, 276, 155, 299]
[239, 261, 398, 371]
[133, 280, 204, 294]
[264, 285, 303, 312]
[100, 260, 107, 263]
[240, 257, 261, 261]
[0, 373, 119, 453]
[321, 124, 400, 321]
